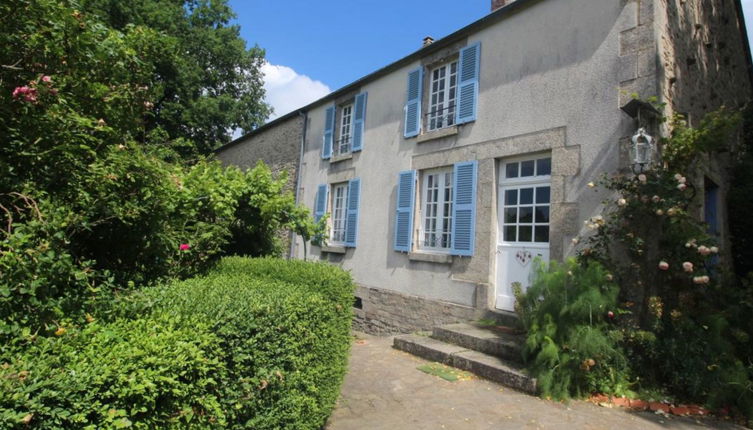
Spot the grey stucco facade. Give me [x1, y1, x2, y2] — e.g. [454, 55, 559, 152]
[218, 0, 752, 334]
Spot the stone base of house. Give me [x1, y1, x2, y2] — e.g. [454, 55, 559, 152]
[353, 284, 491, 335]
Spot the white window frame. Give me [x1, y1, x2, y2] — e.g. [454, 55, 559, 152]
[427, 61, 458, 132]
[500, 156, 552, 245]
[419, 167, 454, 252]
[335, 103, 353, 157]
[330, 183, 349, 244]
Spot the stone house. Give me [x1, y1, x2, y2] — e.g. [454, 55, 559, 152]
[216, 0, 752, 333]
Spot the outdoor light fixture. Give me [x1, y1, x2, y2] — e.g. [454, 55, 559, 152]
[620, 98, 659, 174]
[630, 127, 654, 173]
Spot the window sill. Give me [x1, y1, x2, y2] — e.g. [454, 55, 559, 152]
[330, 152, 353, 164]
[416, 126, 458, 144]
[408, 251, 453, 264]
[322, 245, 347, 254]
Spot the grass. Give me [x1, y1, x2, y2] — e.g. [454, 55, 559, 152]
[417, 363, 472, 382]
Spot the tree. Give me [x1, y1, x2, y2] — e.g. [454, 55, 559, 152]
[80, 0, 270, 158]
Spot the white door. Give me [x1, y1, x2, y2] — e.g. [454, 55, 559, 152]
[495, 157, 551, 312]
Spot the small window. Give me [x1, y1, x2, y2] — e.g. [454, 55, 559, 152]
[504, 156, 552, 179]
[501, 156, 552, 245]
[331, 183, 349, 244]
[427, 61, 458, 131]
[335, 103, 353, 157]
[420, 168, 454, 251]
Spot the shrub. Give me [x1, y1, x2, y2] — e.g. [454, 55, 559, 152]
[136, 257, 354, 430]
[518, 259, 630, 400]
[1, 257, 354, 429]
[0, 315, 226, 429]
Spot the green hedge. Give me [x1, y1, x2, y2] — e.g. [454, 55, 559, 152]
[1, 257, 354, 429]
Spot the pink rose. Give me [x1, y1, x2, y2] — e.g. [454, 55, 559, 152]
[41, 75, 51, 83]
[658, 261, 669, 271]
[677, 183, 687, 191]
[682, 262, 694, 273]
[12, 86, 30, 99]
[179, 243, 191, 251]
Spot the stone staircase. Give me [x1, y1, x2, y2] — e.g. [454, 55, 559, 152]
[393, 322, 537, 394]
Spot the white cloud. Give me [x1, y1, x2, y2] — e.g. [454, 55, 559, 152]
[262, 62, 331, 121]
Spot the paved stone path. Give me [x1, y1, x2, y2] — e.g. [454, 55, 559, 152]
[326, 332, 742, 430]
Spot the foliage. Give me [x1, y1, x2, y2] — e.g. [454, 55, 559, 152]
[0, 314, 226, 429]
[0, 196, 115, 342]
[575, 106, 753, 419]
[116, 257, 354, 429]
[518, 259, 630, 399]
[80, 0, 270, 157]
[1, 257, 353, 429]
[661, 108, 741, 171]
[729, 105, 753, 276]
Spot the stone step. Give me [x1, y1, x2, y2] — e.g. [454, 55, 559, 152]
[393, 334, 537, 394]
[432, 323, 524, 363]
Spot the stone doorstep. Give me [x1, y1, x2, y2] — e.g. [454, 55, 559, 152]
[431, 323, 524, 363]
[393, 334, 537, 395]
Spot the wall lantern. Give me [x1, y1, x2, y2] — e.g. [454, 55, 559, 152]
[630, 127, 654, 173]
[620, 98, 660, 173]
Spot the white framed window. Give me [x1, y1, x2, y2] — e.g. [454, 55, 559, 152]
[501, 156, 552, 244]
[427, 61, 458, 131]
[420, 167, 454, 251]
[335, 103, 353, 156]
[331, 183, 349, 244]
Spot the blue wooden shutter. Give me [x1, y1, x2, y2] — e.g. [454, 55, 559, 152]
[456, 42, 481, 125]
[451, 161, 477, 256]
[404, 67, 423, 138]
[394, 170, 416, 252]
[322, 105, 335, 159]
[345, 178, 361, 247]
[314, 184, 328, 222]
[352, 92, 367, 152]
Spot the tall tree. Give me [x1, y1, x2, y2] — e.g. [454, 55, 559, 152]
[81, 0, 270, 157]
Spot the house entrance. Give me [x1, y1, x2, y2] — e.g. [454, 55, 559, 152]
[495, 156, 551, 312]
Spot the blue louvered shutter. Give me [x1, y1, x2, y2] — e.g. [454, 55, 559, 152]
[451, 161, 477, 256]
[352, 92, 367, 152]
[403, 67, 423, 138]
[314, 184, 328, 222]
[394, 170, 416, 252]
[456, 42, 481, 125]
[345, 178, 361, 247]
[322, 105, 335, 159]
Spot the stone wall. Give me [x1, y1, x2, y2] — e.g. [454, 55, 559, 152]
[657, 0, 751, 123]
[656, 0, 752, 258]
[352, 284, 491, 334]
[215, 115, 305, 256]
[216, 115, 304, 188]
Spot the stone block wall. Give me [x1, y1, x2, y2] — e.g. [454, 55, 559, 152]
[658, 0, 751, 123]
[353, 284, 489, 334]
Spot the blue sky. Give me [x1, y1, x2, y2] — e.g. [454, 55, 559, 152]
[228, 0, 753, 121]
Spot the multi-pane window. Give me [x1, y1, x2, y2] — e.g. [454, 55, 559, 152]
[501, 157, 552, 244]
[427, 62, 458, 131]
[335, 104, 353, 156]
[421, 169, 453, 250]
[331, 183, 348, 244]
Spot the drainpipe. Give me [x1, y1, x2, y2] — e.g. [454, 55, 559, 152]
[289, 110, 308, 259]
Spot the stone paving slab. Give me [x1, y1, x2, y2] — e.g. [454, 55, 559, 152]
[326, 332, 744, 430]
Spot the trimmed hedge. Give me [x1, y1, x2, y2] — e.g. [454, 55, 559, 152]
[1, 257, 354, 429]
